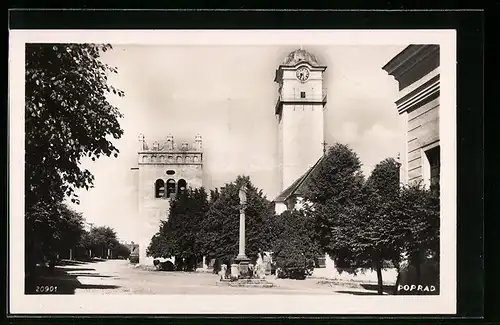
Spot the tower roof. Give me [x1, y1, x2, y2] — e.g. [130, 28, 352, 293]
[281, 48, 322, 67]
[274, 155, 324, 203]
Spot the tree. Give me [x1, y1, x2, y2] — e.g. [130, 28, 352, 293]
[76, 229, 94, 259]
[25, 43, 124, 208]
[147, 187, 210, 271]
[303, 146, 439, 294]
[269, 209, 321, 279]
[358, 158, 402, 294]
[25, 202, 86, 272]
[86, 226, 120, 258]
[395, 182, 440, 290]
[53, 204, 86, 258]
[25, 43, 124, 274]
[113, 243, 131, 259]
[77, 226, 130, 260]
[302, 143, 366, 264]
[198, 176, 274, 267]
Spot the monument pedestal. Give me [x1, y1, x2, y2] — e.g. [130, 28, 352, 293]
[235, 255, 251, 278]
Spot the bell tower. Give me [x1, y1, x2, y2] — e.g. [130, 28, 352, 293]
[275, 49, 327, 193]
[132, 133, 203, 265]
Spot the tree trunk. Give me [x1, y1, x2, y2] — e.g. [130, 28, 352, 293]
[394, 270, 401, 295]
[415, 260, 422, 295]
[414, 251, 422, 290]
[392, 258, 401, 295]
[376, 261, 384, 295]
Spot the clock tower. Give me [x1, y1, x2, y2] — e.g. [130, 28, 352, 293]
[275, 49, 327, 193]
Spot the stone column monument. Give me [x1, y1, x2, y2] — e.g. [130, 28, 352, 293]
[235, 184, 251, 277]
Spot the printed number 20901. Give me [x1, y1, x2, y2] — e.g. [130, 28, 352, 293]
[36, 285, 58, 293]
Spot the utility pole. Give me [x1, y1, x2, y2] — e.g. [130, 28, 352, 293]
[87, 222, 95, 258]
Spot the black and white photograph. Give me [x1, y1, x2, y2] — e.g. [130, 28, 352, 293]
[9, 30, 456, 314]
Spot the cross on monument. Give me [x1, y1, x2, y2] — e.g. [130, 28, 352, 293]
[321, 141, 328, 155]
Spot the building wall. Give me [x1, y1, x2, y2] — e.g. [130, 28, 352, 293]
[382, 46, 441, 188]
[278, 65, 325, 192]
[135, 138, 203, 265]
[277, 116, 283, 193]
[274, 202, 287, 215]
[313, 254, 398, 284]
[406, 97, 440, 184]
[280, 104, 324, 191]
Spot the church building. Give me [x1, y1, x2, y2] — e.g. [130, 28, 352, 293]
[271, 49, 398, 281]
[129, 48, 404, 284]
[131, 134, 203, 265]
[273, 49, 327, 215]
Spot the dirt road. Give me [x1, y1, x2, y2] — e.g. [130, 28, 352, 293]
[33, 259, 382, 295]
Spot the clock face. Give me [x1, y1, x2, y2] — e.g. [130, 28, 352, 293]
[296, 67, 310, 82]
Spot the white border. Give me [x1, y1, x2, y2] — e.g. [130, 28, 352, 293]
[9, 29, 457, 315]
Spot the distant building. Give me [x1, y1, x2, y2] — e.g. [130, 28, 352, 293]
[131, 134, 203, 265]
[382, 45, 441, 192]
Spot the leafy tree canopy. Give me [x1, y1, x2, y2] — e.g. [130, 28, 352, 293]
[269, 209, 321, 274]
[198, 175, 274, 264]
[25, 202, 86, 265]
[302, 143, 366, 255]
[25, 43, 124, 207]
[147, 187, 210, 268]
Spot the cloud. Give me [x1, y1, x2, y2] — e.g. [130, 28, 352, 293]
[338, 121, 360, 143]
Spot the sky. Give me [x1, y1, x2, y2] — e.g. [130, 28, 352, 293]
[66, 44, 406, 241]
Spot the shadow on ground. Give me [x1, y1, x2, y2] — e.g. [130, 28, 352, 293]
[57, 258, 106, 266]
[335, 290, 384, 296]
[360, 283, 395, 295]
[25, 260, 120, 295]
[331, 283, 396, 295]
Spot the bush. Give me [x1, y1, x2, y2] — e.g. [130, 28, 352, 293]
[274, 242, 313, 280]
[154, 260, 176, 271]
[276, 266, 307, 280]
[269, 209, 319, 280]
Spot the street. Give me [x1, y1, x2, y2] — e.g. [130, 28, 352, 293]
[30, 259, 389, 295]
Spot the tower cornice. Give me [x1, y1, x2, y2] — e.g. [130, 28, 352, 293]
[274, 63, 327, 83]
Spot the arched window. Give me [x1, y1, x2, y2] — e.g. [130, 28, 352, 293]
[178, 179, 187, 194]
[155, 179, 165, 198]
[166, 179, 176, 198]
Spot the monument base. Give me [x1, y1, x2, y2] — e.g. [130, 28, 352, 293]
[235, 255, 251, 278]
[216, 278, 275, 288]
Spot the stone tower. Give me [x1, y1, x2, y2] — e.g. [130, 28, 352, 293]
[274, 49, 327, 193]
[131, 133, 203, 265]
